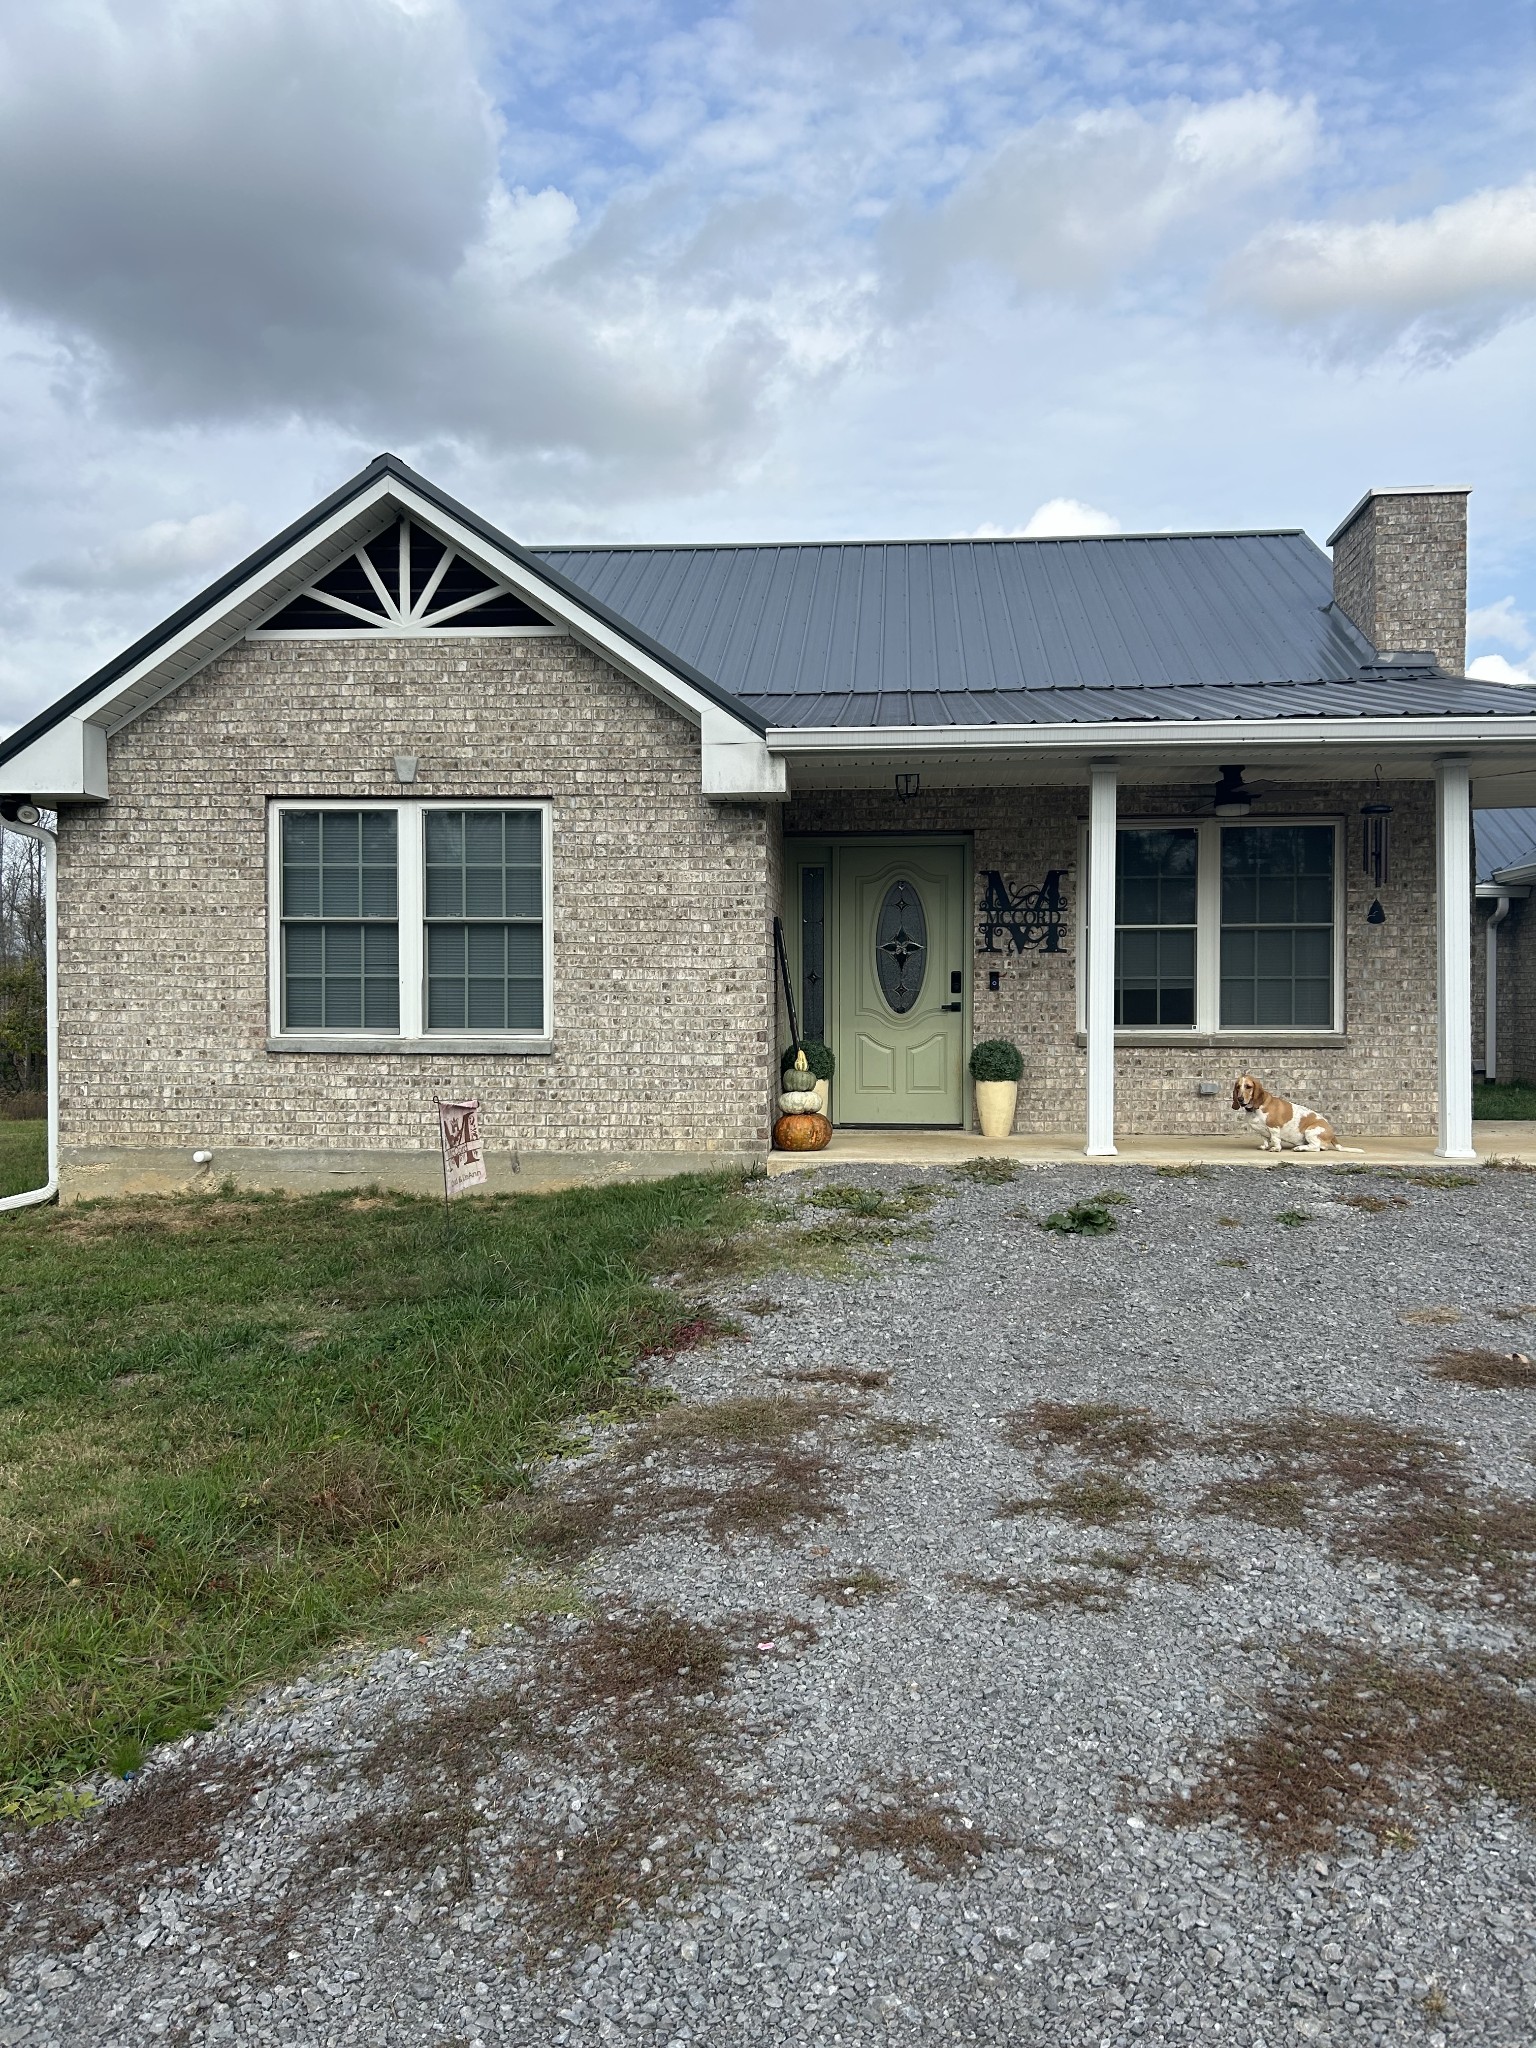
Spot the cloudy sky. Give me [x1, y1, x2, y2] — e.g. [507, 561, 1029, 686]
[1, 0, 1533, 731]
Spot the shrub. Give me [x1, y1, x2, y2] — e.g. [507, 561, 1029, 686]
[781, 1039, 835, 1081]
[969, 1039, 1022, 1083]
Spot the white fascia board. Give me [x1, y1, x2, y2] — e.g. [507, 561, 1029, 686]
[0, 718, 108, 802]
[767, 714, 1536, 756]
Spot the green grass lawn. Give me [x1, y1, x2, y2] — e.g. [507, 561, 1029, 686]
[0, 1119, 47, 1199]
[0, 1173, 752, 1799]
[1473, 1080, 1536, 1120]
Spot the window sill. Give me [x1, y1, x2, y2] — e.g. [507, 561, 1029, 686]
[267, 1035, 554, 1056]
[1073, 1030, 1347, 1050]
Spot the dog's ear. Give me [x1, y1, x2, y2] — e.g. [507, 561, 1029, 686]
[1231, 1077, 1246, 1109]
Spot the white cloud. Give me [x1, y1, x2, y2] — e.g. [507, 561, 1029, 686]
[1467, 595, 1533, 653]
[23, 506, 254, 592]
[971, 499, 1121, 537]
[888, 92, 1320, 302]
[1468, 652, 1536, 687]
[1225, 179, 1536, 358]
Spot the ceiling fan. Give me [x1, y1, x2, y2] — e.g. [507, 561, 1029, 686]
[1209, 764, 1279, 816]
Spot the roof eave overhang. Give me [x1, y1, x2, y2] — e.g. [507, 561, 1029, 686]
[0, 459, 783, 806]
[766, 714, 1536, 807]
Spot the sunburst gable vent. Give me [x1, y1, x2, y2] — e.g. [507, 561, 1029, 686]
[252, 516, 553, 635]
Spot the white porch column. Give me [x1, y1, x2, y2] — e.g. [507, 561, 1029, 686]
[1435, 757, 1475, 1160]
[1085, 762, 1118, 1155]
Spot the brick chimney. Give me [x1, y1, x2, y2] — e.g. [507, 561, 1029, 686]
[1327, 487, 1470, 673]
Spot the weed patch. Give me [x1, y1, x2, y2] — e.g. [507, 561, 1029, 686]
[861, 1417, 946, 1449]
[1040, 1200, 1119, 1237]
[1346, 1494, 1536, 1615]
[513, 1394, 852, 1560]
[1215, 1257, 1249, 1269]
[1335, 1193, 1408, 1214]
[997, 1472, 1159, 1526]
[949, 1157, 1021, 1185]
[1195, 1476, 1310, 1529]
[1200, 1411, 1463, 1503]
[807, 1564, 899, 1605]
[1274, 1208, 1311, 1228]
[805, 1184, 934, 1221]
[953, 1570, 1128, 1615]
[1397, 1170, 1480, 1190]
[1426, 1348, 1536, 1391]
[1003, 1399, 1181, 1466]
[815, 1774, 1007, 1881]
[777, 1367, 890, 1392]
[1155, 1163, 1211, 1179]
[1152, 1643, 1536, 1862]
[1399, 1306, 1462, 1327]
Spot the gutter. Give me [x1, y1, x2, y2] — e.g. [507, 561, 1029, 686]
[767, 714, 1536, 755]
[0, 817, 58, 1212]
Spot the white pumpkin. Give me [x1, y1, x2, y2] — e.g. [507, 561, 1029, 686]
[778, 1088, 821, 1114]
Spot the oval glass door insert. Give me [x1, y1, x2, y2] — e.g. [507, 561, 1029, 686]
[875, 879, 927, 1014]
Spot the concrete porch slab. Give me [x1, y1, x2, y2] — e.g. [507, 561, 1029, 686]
[766, 1120, 1536, 1174]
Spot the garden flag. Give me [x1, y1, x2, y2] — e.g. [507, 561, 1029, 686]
[436, 1098, 486, 1199]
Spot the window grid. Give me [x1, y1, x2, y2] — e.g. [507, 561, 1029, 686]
[1114, 828, 1198, 1028]
[271, 802, 549, 1041]
[1219, 825, 1335, 1029]
[280, 810, 400, 1031]
[424, 809, 544, 1031]
[1086, 819, 1341, 1037]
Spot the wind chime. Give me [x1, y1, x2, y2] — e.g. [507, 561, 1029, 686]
[1361, 770, 1392, 926]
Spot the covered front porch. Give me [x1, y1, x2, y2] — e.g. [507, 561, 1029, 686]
[775, 732, 1536, 1163]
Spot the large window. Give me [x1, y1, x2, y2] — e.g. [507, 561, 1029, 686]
[1219, 826, 1335, 1028]
[1089, 819, 1340, 1036]
[272, 801, 550, 1046]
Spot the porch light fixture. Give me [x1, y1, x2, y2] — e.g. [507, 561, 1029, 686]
[894, 773, 921, 802]
[1212, 765, 1252, 817]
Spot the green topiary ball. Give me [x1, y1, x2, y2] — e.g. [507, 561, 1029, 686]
[969, 1038, 1023, 1083]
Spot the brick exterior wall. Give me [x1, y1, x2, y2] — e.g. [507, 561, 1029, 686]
[1474, 897, 1536, 1087]
[785, 780, 1441, 1136]
[56, 637, 778, 1189]
[1494, 898, 1536, 1084]
[1331, 491, 1468, 672]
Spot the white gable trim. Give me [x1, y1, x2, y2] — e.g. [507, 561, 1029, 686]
[0, 475, 783, 804]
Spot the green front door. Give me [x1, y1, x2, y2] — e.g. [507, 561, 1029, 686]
[831, 842, 967, 1125]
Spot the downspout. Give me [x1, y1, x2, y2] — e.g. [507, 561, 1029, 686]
[1485, 893, 1511, 1086]
[0, 817, 59, 1211]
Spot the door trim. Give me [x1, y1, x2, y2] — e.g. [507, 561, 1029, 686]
[784, 833, 972, 1128]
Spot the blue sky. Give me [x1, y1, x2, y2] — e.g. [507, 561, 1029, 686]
[0, 0, 1532, 729]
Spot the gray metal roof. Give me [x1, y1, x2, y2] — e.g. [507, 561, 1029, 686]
[535, 532, 1528, 728]
[1477, 807, 1536, 882]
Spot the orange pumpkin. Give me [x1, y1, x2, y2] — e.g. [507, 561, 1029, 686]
[774, 1111, 832, 1152]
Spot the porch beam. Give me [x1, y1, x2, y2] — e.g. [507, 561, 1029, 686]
[1435, 757, 1475, 1160]
[1085, 763, 1117, 1155]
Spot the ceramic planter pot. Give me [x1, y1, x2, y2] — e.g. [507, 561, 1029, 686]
[974, 1079, 1018, 1139]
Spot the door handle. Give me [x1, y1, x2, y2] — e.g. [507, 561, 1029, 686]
[940, 1002, 963, 1012]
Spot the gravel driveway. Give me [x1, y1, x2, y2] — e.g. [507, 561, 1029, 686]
[3, 1161, 1534, 2048]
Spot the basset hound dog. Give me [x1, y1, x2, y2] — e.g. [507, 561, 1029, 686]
[1231, 1073, 1360, 1153]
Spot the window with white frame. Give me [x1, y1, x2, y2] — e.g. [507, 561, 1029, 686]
[271, 801, 551, 1043]
[1089, 819, 1341, 1035]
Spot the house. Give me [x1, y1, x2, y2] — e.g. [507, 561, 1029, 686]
[3, 457, 1535, 1200]
[1475, 807, 1536, 1086]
